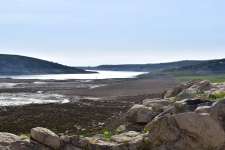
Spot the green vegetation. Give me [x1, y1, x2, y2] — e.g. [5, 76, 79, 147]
[19, 133, 30, 140]
[194, 91, 225, 101]
[209, 92, 225, 100]
[144, 128, 150, 133]
[174, 74, 225, 83]
[103, 129, 112, 141]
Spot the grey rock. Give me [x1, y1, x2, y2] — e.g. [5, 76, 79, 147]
[31, 127, 60, 150]
[164, 80, 198, 98]
[127, 105, 156, 124]
[142, 99, 171, 112]
[81, 131, 145, 150]
[174, 98, 212, 112]
[195, 105, 212, 114]
[0, 133, 21, 147]
[209, 99, 225, 130]
[0, 133, 35, 150]
[145, 112, 225, 150]
[176, 80, 211, 100]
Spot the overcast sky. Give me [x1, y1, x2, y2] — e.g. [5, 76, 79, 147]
[0, 0, 224, 66]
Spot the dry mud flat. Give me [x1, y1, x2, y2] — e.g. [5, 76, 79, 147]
[0, 78, 177, 135]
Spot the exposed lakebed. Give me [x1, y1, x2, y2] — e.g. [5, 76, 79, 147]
[0, 80, 103, 106]
[0, 77, 176, 135]
[0, 92, 69, 106]
[0, 70, 146, 106]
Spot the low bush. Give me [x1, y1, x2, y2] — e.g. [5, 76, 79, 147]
[209, 92, 225, 100]
[103, 129, 112, 141]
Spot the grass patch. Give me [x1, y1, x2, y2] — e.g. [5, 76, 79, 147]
[208, 92, 225, 100]
[144, 128, 150, 133]
[19, 133, 30, 140]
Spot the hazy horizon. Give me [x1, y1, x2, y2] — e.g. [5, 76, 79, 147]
[0, 53, 222, 67]
[1, 51, 225, 66]
[0, 0, 224, 66]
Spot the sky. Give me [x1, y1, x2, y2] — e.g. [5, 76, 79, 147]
[0, 0, 224, 66]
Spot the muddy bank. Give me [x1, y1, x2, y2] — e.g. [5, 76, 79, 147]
[0, 78, 176, 97]
[0, 78, 177, 135]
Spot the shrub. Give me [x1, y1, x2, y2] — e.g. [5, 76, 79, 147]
[103, 129, 112, 141]
[209, 92, 225, 100]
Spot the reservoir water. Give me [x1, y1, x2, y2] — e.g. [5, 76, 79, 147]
[0, 70, 147, 80]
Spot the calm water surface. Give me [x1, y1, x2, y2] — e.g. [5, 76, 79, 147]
[0, 70, 147, 80]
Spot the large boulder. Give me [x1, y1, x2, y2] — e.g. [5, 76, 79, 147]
[142, 98, 171, 112]
[0, 133, 21, 147]
[192, 80, 211, 91]
[80, 131, 145, 150]
[0, 133, 34, 150]
[145, 112, 225, 150]
[164, 86, 185, 98]
[7, 141, 37, 150]
[174, 98, 212, 113]
[164, 80, 199, 98]
[111, 131, 145, 150]
[176, 80, 211, 100]
[31, 127, 60, 150]
[209, 99, 225, 130]
[126, 105, 157, 124]
[60, 135, 83, 150]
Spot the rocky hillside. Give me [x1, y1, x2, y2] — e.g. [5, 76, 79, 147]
[0, 54, 92, 75]
[2, 80, 225, 149]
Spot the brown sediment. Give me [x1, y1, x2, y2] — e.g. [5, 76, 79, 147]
[0, 78, 177, 135]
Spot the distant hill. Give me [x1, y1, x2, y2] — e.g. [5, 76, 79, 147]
[0, 54, 92, 75]
[82, 60, 204, 72]
[164, 59, 225, 75]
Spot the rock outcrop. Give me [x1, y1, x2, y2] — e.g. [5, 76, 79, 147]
[208, 99, 225, 130]
[146, 112, 225, 150]
[165, 80, 211, 100]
